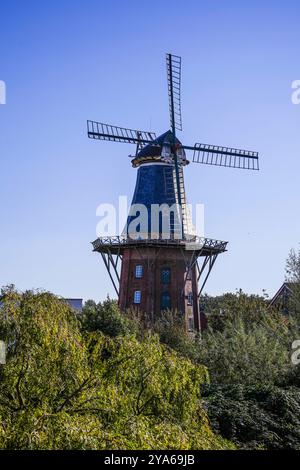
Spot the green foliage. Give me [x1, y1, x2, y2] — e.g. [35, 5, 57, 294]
[286, 247, 300, 283]
[85, 332, 231, 450]
[152, 310, 199, 362]
[198, 286, 300, 450]
[0, 287, 231, 450]
[202, 290, 270, 331]
[150, 287, 300, 449]
[198, 291, 294, 386]
[2, 244, 300, 450]
[81, 297, 134, 337]
[285, 248, 300, 317]
[146, 292, 297, 389]
[202, 384, 300, 450]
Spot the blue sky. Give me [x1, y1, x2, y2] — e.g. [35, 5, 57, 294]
[1, 0, 300, 301]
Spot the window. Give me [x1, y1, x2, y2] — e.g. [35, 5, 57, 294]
[187, 292, 193, 306]
[161, 268, 171, 284]
[135, 265, 143, 278]
[188, 317, 194, 331]
[133, 290, 141, 304]
[161, 292, 171, 310]
[161, 144, 171, 159]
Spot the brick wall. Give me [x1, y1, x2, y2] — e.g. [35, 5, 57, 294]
[119, 246, 200, 330]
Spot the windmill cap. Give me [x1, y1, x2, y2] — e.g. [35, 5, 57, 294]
[131, 130, 189, 168]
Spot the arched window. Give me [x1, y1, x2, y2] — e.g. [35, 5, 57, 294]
[161, 292, 171, 310]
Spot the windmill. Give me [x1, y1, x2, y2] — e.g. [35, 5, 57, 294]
[87, 53, 259, 332]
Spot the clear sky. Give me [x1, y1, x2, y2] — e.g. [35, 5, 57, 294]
[1, 0, 300, 301]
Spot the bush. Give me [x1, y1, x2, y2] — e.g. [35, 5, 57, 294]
[202, 383, 300, 450]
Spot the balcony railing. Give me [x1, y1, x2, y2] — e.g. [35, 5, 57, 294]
[92, 235, 228, 253]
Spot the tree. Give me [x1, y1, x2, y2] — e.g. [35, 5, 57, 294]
[0, 287, 232, 450]
[286, 247, 300, 283]
[152, 309, 199, 362]
[285, 247, 300, 318]
[197, 291, 293, 386]
[81, 297, 133, 337]
[203, 290, 270, 331]
[197, 287, 300, 449]
[0, 287, 96, 449]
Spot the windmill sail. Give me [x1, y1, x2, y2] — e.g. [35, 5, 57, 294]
[182, 142, 259, 170]
[87, 120, 156, 145]
[166, 54, 182, 132]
